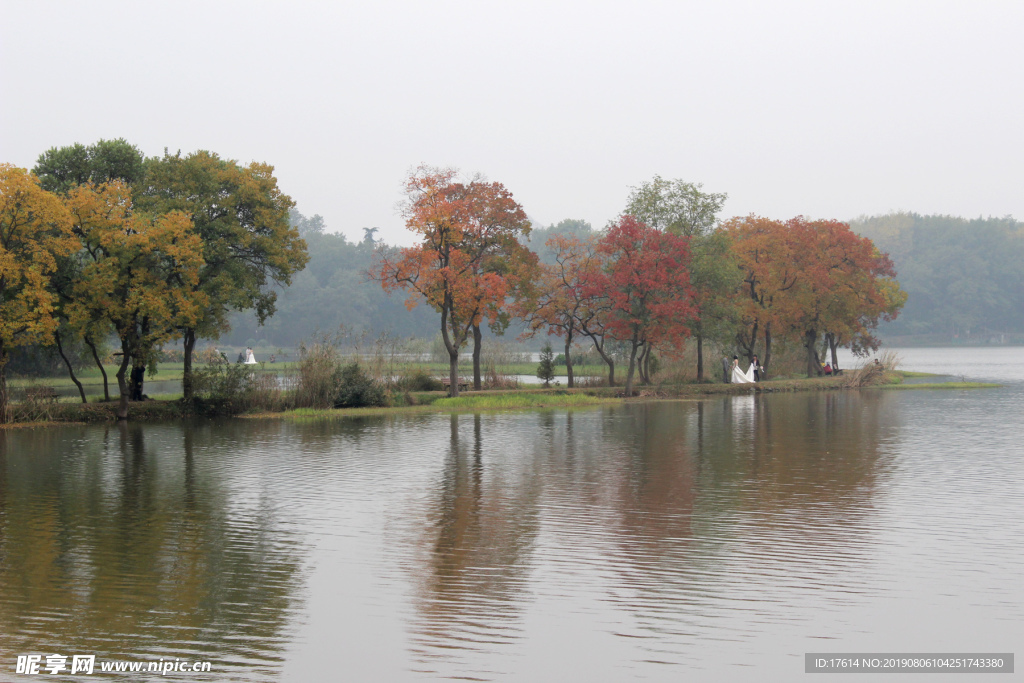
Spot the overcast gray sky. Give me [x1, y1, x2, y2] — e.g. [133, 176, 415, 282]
[3, 0, 1022, 244]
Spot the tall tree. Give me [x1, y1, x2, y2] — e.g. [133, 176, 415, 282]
[625, 175, 731, 380]
[137, 150, 308, 399]
[723, 215, 797, 370]
[33, 138, 145, 195]
[0, 165, 76, 421]
[527, 218, 594, 264]
[591, 216, 696, 396]
[726, 215, 905, 377]
[33, 139, 148, 388]
[468, 239, 539, 390]
[374, 167, 531, 396]
[780, 218, 905, 377]
[65, 181, 206, 419]
[624, 176, 727, 238]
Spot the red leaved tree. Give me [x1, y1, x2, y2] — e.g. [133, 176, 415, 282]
[589, 216, 696, 396]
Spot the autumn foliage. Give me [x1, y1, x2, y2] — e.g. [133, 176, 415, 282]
[591, 216, 696, 395]
[65, 181, 206, 418]
[0, 165, 76, 419]
[725, 215, 905, 376]
[3, 153, 909, 422]
[374, 167, 534, 395]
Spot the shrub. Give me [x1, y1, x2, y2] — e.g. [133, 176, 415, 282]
[398, 367, 443, 392]
[191, 363, 286, 415]
[483, 365, 520, 390]
[841, 349, 902, 388]
[334, 363, 389, 408]
[294, 336, 342, 409]
[195, 346, 228, 364]
[158, 348, 184, 363]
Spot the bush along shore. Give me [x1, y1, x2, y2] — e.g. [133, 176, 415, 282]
[2, 355, 1000, 427]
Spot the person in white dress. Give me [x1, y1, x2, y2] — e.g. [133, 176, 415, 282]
[244, 347, 257, 365]
[731, 355, 755, 383]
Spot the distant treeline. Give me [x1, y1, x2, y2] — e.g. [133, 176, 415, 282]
[851, 213, 1024, 338]
[222, 215, 593, 347]
[225, 211, 1023, 349]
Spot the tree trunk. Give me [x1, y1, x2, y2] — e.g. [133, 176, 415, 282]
[736, 320, 758, 363]
[182, 327, 197, 401]
[129, 363, 145, 401]
[624, 334, 640, 396]
[763, 323, 773, 373]
[828, 333, 840, 369]
[448, 347, 460, 397]
[55, 331, 87, 404]
[440, 301, 461, 397]
[804, 329, 819, 378]
[85, 336, 110, 401]
[472, 324, 482, 391]
[696, 333, 704, 382]
[116, 345, 131, 420]
[564, 333, 574, 388]
[0, 348, 9, 424]
[637, 344, 650, 385]
[586, 334, 615, 387]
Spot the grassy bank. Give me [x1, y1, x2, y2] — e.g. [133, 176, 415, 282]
[878, 381, 1001, 390]
[3, 367, 1001, 428]
[254, 391, 616, 421]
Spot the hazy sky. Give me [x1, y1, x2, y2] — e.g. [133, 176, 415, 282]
[3, 0, 1022, 244]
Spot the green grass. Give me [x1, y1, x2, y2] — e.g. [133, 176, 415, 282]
[432, 392, 610, 410]
[268, 391, 614, 421]
[896, 370, 940, 378]
[879, 381, 1001, 390]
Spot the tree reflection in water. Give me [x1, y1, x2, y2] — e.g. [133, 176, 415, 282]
[0, 423, 306, 682]
[407, 413, 540, 677]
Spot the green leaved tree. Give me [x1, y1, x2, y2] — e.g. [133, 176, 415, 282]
[137, 150, 309, 399]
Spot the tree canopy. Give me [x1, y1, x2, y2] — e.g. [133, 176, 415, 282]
[374, 167, 533, 395]
[136, 150, 308, 398]
[33, 138, 145, 195]
[0, 165, 76, 418]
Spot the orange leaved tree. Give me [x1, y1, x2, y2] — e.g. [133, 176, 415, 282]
[0, 165, 76, 421]
[726, 215, 906, 377]
[374, 167, 531, 396]
[779, 217, 905, 376]
[723, 215, 799, 372]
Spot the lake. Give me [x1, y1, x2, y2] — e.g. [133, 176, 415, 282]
[1, 347, 1021, 681]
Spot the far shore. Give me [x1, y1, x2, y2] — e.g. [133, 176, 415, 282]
[2, 371, 1002, 429]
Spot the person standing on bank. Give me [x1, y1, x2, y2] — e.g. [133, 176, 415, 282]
[731, 355, 755, 383]
[752, 354, 763, 381]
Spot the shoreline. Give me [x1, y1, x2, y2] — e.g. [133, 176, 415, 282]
[2, 371, 1001, 429]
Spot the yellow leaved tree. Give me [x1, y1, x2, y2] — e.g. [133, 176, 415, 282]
[0, 165, 76, 421]
[65, 181, 206, 420]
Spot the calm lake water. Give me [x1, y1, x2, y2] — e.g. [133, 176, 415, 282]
[1, 348, 1021, 681]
